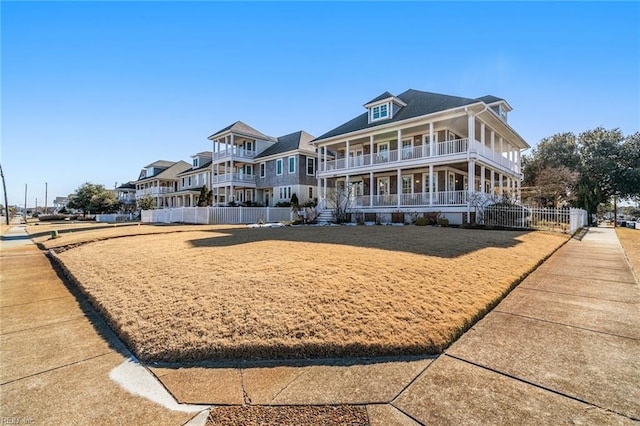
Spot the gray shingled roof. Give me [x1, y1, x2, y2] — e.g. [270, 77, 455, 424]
[208, 121, 273, 141]
[116, 182, 136, 190]
[254, 131, 315, 159]
[137, 161, 191, 183]
[143, 160, 175, 169]
[477, 95, 505, 104]
[364, 91, 395, 105]
[315, 89, 491, 141]
[176, 160, 213, 177]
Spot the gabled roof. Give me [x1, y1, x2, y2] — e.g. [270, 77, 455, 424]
[476, 95, 505, 104]
[315, 89, 482, 141]
[176, 160, 213, 177]
[192, 151, 213, 158]
[255, 131, 316, 159]
[207, 121, 273, 141]
[116, 181, 136, 190]
[363, 91, 407, 108]
[364, 91, 395, 105]
[143, 160, 175, 169]
[136, 161, 191, 183]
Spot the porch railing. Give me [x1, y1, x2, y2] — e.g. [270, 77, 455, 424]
[349, 190, 468, 207]
[213, 148, 257, 160]
[211, 173, 256, 184]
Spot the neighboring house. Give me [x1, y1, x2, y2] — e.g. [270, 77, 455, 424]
[53, 196, 68, 212]
[254, 130, 317, 206]
[175, 151, 213, 206]
[207, 121, 317, 206]
[134, 160, 191, 208]
[311, 89, 529, 224]
[116, 182, 137, 212]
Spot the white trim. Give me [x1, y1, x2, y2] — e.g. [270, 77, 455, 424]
[306, 157, 315, 176]
[260, 162, 266, 178]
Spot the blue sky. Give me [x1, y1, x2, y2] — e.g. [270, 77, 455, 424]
[2, 1, 639, 207]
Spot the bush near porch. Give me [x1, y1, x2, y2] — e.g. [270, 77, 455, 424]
[51, 225, 568, 362]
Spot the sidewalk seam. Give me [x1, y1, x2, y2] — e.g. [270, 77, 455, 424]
[443, 353, 639, 422]
[0, 315, 91, 336]
[492, 310, 640, 341]
[0, 351, 114, 386]
[514, 286, 638, 304]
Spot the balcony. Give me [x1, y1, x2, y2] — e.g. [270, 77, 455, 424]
[135, 187, 174, 197]
[320, 138, 518, 175]
[211, 173, 256, 186]
[213, 147, 257, 161]
[348, 190, 468, 208]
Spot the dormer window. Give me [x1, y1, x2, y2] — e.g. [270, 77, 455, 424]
[193, 158, 199, 167]
[371, 103, 389, 122]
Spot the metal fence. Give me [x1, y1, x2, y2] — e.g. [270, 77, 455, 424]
[482, 205, 588, 233]
[141, 207, 293, 225]
[95, 213, 135, 223]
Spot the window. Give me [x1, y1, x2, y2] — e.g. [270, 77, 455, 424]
[402, 176, 412, 194]
[276, 159, 283, 175]
[195, 174, 199, 185]
[287, 187, 291, 199]
[245, 141, 254, 152]
[306, 157, 315, 175]
[377, 142, 389, 162]
[188, 176, 192, 186]
[371, 103, 389, 121]
[309, 187, 313, 199]
[279, 187, 283, 199]
[193, 158, 199, 167]
[402, 139, 413, 159]
[288, 156, 295, 174]
[245, 165, 253, 175]
[260, 163, 266, 178]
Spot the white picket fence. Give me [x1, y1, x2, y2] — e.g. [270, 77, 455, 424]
[141, 207, 294, 225]
[482, 205, 588, 233]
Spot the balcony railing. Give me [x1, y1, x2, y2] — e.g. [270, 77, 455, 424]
[135, 187, 174, 197]
[213, 148, 257, 161]
[211, 173, 256, 184]
[321, 138, 519, 175]
[348, 190, 468, 208]
[323, 138, 475, 172]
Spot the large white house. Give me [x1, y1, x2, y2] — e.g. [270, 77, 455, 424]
[312, 89, 529, 224]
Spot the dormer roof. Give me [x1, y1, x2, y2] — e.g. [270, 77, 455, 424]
[207, 121, 274, 141]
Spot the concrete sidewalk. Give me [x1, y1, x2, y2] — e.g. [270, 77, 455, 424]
[1, 226, 638, 424]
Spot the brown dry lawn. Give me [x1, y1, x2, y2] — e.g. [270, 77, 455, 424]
[53, 225, 568, 362]
[616, 226, 640, 278]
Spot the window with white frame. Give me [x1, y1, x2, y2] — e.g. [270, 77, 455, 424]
[195, 174, 199, 185]
[276, 159, 283, 175]
[306, 157, 315, 175]
[371, 103, 389, 122]
[402, 139, 413, 159]
[188, 176, 192, 186]
[245, 165, 253, 175]
[288, 156, 295, 174]
[402, 176, 412, 194]
[193, 158, 198, 167]
[260, 163, 266, 178]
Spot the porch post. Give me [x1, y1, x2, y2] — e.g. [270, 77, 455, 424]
[490, 169, 495, 196]
[429, 164, 434, 206]
[480, 165, 486, 194]
[429, 122, 435, 156]
[346, 139, 350, 169]
[480, 122, 486, 156]
[397, 129, 402, 160]
[369, 171, 374, 207]
[323, 178, 327, 202]
[499, 137, 504, 164]
[499, 173, 504, 197]
[490, 131, 495, 160]
[369, 135, 374, 163]
[467, 160, 475, 222]
[397, 168, 402, 207]
[317, 146, 321, 203]
[323, 146, 327, 171]
[467, 114, 475, 152]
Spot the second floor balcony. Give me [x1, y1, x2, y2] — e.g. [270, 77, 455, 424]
[213, 147, 257, 161]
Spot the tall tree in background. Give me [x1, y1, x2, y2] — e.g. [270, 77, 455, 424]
[523, 128, 639, 223]
[67, 182, 120, 216]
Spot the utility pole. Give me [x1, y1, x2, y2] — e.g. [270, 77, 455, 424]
[45, 182, 48, 215]
[24, 184, 28, 223]
[0, 163, 9, 225]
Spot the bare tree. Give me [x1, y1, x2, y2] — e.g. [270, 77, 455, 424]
[533, 166, 579, 208]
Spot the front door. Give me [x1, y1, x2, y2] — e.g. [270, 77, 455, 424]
[350, 149, 364, 167]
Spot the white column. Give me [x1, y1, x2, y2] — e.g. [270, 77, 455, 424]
[429, 164, 434, 206]
[369, 135, 374, 163]
[429, 122, 435, 156]
[490, 169, 495, 196]
[345, 140, 350, 169]
[397, 168, 402, 207]
[499, 137, 504, 164]
[480, 122, 486, 156]
[481, 165, 486, 194]
[323, 146, 327, 171]
[499, 173, 504, 196]
[317, 147, 321, 203]
[490, 131, 495, 161]
[397, 129, 402, 161]
[467, 114, 475, 152]
[369, 171, 374, 207]
[323, 178, 327, 202]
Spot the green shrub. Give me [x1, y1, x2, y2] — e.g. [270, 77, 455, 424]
[415, 217, 429, 226]
[438, 218, 449, 227]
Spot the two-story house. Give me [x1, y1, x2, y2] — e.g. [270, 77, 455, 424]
[174, 151, 213, 206]
[312, 89, 529, 224]
[115, 182, 137, 212]
[254, 130, 317, 206]
[134, 160, 191, 208]
[207, 122, 317, 206]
